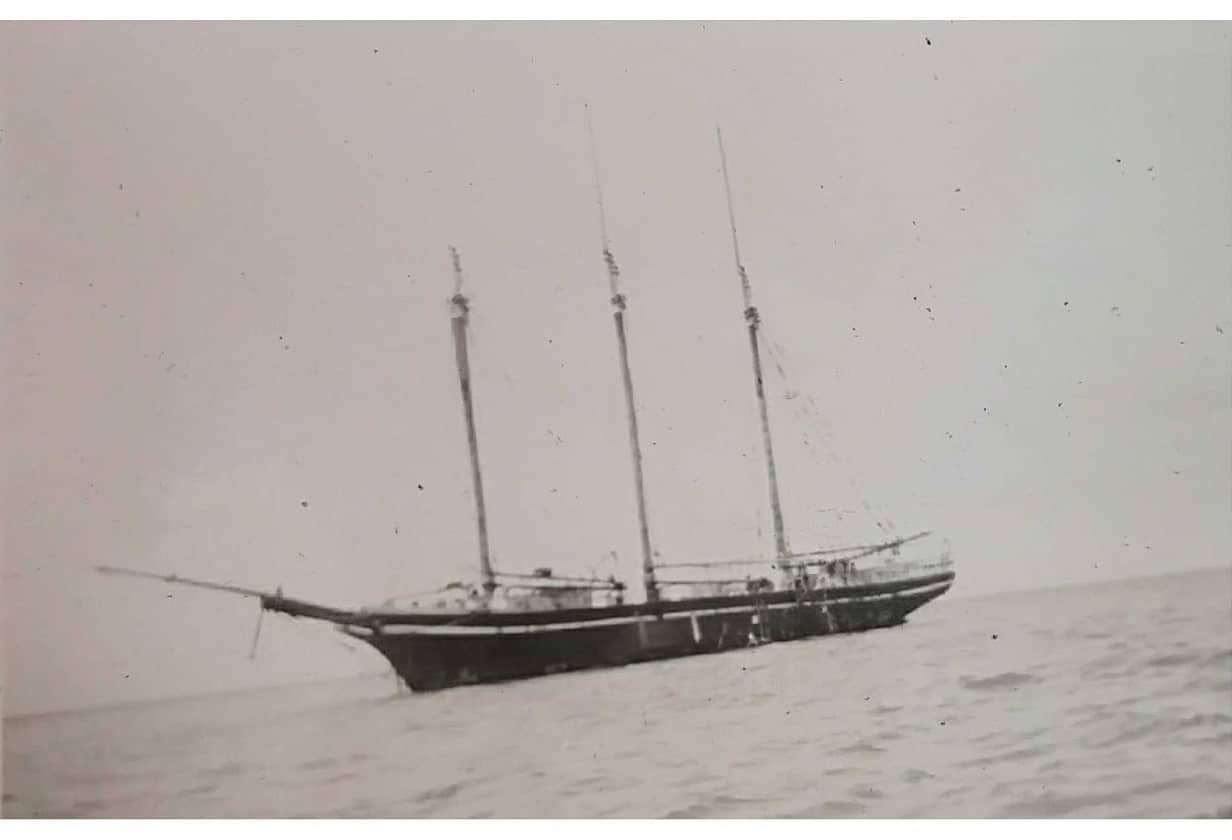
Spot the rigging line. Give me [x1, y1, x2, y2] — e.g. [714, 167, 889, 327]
[761, 340, 847, 473]
[586, 104, 621, 300]
[656, 532, 929, 571]
[455, 260, 521, 438]
[656, 557, 787, 570]
[758, 327, 830, 433]
[584, 106, 609, 253]
[496, 571, 624, 586]
[466, 297, 515, 393]
[502, 584, 624, 593]
[248, 605, 265, 659]
[757, 327, 895, 536]
[771, 410, 892, 536]
[378, 585, 465, 605]
[716, 125, 752, 310]
[739, 392, 768, 547]
[452, 254, 517, 399]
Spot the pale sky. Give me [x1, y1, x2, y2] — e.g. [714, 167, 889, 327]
[3, 22, 1230, 716]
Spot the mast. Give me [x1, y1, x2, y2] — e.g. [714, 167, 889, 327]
[716, 127, 790, 561]
[587, 110, 659, 602]
[448, 247, 497, 598]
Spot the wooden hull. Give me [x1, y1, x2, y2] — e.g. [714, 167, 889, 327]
[342, 571, 953, 692]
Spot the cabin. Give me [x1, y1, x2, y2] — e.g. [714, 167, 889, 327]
[502, 568, 615, 611]
[504, 586, 595, 611]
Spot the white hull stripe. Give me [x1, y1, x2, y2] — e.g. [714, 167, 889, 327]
[350, 580, 952, 637]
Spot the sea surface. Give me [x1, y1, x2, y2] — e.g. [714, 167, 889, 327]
[5, 568, 1231, 818]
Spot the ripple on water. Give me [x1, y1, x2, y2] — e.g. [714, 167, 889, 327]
[322, 771, 359, 784]
[411, 780, 465, 805]
[664, 793, 769, 818]
[1204, 648, 1232, 665]
[784, 799, 869, 818]
[996, 789, 1123, 818]
[1080, 652, 1129, 679]
[1088, 711, 1232, 749]
[834, 738, 886, 755]
[174, 783, 219, 797]
[849, 784, 885, 800]
[298, 756, 338, 771]
[959, 672, 1041, 692]
[1145, 652, 1204, 669]
[199, 760, 249, 779]
[956, 743, 1053, 769]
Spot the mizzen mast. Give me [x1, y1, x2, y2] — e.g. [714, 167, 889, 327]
[716, 127, 790, 561]
[449, 247, 497, 599]
[587, 110, 659, 603]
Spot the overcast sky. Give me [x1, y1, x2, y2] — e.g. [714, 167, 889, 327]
[4, 22, 1230, 716]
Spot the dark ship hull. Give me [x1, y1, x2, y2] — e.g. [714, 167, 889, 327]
[330, 569, 954, 691]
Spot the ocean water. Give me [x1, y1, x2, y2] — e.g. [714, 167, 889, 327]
[5, 568, 1231, 818]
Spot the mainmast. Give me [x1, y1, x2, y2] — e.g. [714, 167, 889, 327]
[716, 127, 790, 561]
[587, 111, 659, 602]
[449, 247, 497, 598]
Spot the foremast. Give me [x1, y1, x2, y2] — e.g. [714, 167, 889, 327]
[448, 247, 497, 600]
[717, 127, 790, 563]
[606, 255, 659, 603]
[588, 112, 659, 603]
